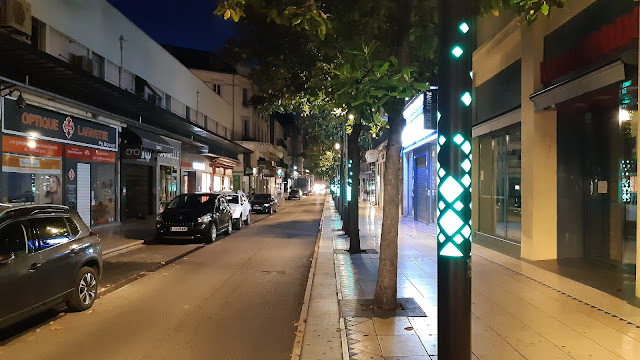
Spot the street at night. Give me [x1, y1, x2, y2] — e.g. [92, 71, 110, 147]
[3, 0, 640, 359]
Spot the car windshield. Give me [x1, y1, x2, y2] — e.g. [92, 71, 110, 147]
[252, 194, 271, 200]
[167, 194, 215, 209]
[225, 195, 239, 204]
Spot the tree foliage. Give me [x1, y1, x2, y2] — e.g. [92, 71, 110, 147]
[215, 0, 569, 311]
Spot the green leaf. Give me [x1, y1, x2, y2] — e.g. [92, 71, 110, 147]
[342, 64, 351, 74]
[378, 62, 390, 75]
[390, 56, 398, 66]
[541, 2, 550, 15]
[370, 89, 387, 96]
[379, 96, 390, 105]
[413, 83, 431, 90]
[292, 16, 302, 25]
[351, 99, 366, 106]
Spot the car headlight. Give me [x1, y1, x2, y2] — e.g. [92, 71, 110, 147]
[198, 214, 211, 224]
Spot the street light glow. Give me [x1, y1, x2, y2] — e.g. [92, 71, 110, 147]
[334, 142, 340, 150]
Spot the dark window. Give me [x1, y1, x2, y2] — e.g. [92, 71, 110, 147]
[0, 221, 28, 255]
[242, 117, 249, 139]
[29, 217, 73, 252]
[65, 217, 81, 237]
[242, 88, 250, 107]
[186, 106, 191, 121]
[164, 94, 172, 110]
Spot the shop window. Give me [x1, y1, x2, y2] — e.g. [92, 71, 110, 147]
[201, 173, 212, 192]
[478, 124, 521, 243]
[213, 175, 222, 192]
[91, 163, 116, 225]
[2, 155, 63, 205]
[160, 165, 178, 204]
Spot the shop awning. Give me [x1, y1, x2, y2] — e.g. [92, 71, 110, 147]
[530, 60, 627, 111]
[0, 31, 251, 158]
[127, 127, 173, 153]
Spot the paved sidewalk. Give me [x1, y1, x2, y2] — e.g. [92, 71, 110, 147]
[303, 199, 640, 360]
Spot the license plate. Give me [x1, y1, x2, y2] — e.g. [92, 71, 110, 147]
[170, 227, 188, 232]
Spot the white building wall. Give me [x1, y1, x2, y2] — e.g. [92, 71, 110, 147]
[30, 0, 232, 132]
[190, 70, 271, 143]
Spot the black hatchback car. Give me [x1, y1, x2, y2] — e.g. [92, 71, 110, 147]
[0, 205, 103, 328]
[250, 194, 279, 214]
[156, 193, 233, 243]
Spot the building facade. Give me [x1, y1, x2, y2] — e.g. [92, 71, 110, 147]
[401, 94, 438, 225]
[0, 0, 250, 224]
[472, 0, 639, 297]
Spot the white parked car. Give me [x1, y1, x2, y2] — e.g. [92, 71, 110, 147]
[217, 191, 251, 229]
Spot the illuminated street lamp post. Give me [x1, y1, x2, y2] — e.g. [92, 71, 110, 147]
[437, 0, 475, 358]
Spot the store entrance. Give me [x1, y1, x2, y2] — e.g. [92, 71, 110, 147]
[124, 163, 154, 219]
[557, 82, 638, 271]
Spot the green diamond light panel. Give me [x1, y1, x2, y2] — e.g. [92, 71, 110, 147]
[436, 15, 473, 259]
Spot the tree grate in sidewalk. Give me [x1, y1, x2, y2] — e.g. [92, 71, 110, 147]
[339, 298, 426, 318]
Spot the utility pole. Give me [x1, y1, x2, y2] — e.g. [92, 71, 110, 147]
[437, 0, 475, 358]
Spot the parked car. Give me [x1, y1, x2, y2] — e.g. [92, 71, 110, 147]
[0, 204, 103, 328]
[250, 194, 279, 214]
[217, 191, 251, 230]
[156, 193, 233, 243]
[288, 189, 303, 200]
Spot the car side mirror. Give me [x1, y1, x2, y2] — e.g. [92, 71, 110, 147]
[0, 252, 15, 265]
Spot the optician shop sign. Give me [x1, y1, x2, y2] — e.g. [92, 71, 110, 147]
[2, 98, 118, 151]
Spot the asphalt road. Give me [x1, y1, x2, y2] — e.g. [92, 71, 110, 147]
[0, 195, 324, 360]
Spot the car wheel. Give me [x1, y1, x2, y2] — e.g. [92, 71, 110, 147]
[244, 213, 251, 225]
[207, 224, 217, 243]
[233, 217, 242, 230]
[269, 207, 273, 215]
[225, 219, 233, 235]
[67, 266, 98, 312]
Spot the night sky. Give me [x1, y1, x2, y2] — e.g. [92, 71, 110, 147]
[107, 0, 235, 52]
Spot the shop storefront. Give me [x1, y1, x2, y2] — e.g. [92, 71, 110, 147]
[157, 136, 181, 209]
[476, 124, 522, 244]
[556, 82, 638, 270]
[1, 98, 119, 226]
[401, 93, 437, 224]
[120, 127, 173, 219]
[181, 144, 214, 194]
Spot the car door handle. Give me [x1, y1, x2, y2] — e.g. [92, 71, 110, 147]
[69, 246, 80, 255]
[29, 263, 42, 271]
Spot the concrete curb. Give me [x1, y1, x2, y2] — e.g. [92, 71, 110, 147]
[290, 196, 326, 359]
[330, 207, 350, 360]
[103, 240, 145, 258]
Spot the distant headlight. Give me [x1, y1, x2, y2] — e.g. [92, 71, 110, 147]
[198, 214, 211, 224]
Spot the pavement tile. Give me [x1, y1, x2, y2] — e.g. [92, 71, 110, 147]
[372, 317, 415, 336]
[329, 202, 640, 360]
[378, 335, 428, 357]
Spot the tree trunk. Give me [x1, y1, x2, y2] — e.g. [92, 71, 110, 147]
[372, 0, 412, 312]
[372, 100, 404, 311]
[348, 123, 363, 253]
